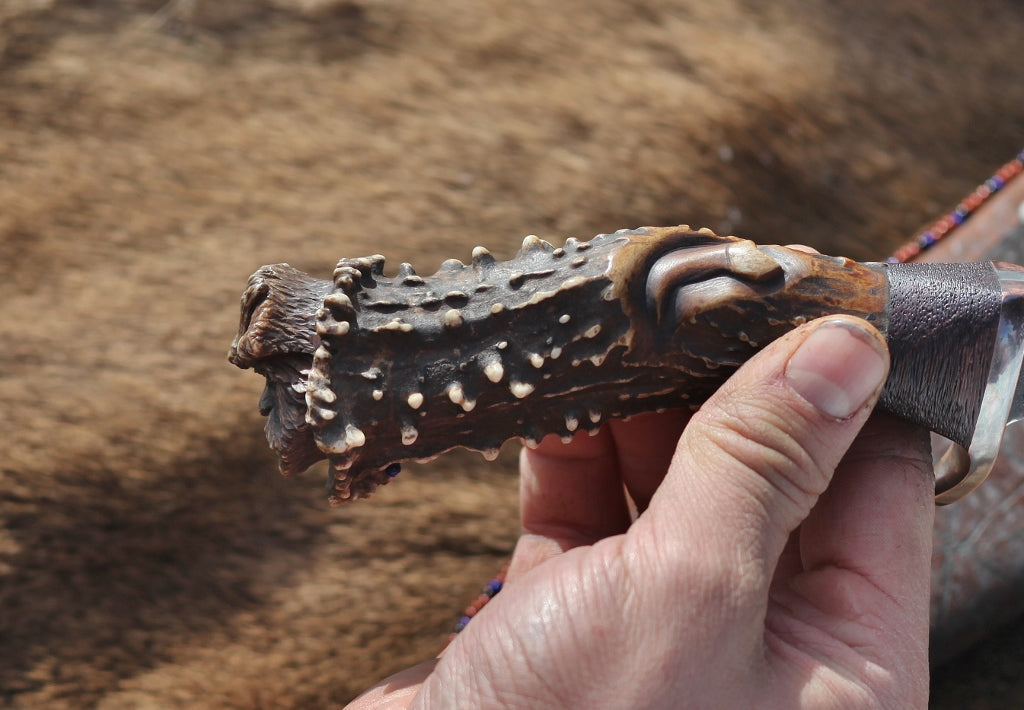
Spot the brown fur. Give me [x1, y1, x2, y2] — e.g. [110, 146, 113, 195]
[2, 1, 1023, 706]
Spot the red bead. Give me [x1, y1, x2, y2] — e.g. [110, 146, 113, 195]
[894, 244, 920, 262]
[997, 164, 1019, 181]
[963, 192, 985, 211]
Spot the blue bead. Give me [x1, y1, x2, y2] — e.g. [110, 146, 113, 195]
[486, 580, 503, 595]
[917, 232, 936, 246]
[385, 463, 402, 478]
[885, 256, 900, 264]
[951, 211, 965, 225]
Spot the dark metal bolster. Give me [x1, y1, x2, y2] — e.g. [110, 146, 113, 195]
[879, 262, 1002, 449]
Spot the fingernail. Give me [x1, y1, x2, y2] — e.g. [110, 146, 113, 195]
[785, 320, 889, 419]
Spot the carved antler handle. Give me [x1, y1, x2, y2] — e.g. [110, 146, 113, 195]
[229, 226, 1001, 504]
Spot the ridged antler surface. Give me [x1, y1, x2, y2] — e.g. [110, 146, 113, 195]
[230, 226, 890, 503]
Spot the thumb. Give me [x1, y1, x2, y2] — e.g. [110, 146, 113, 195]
[644, 316, 891, 586]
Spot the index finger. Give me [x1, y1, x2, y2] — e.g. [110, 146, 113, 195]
[794, 414, 934, 605]
[511, 410, 689, 580]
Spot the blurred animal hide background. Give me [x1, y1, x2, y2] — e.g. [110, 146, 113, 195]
[1, 1, 1023, 707]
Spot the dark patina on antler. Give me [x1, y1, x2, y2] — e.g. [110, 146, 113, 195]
[230, 226, 1002, 504]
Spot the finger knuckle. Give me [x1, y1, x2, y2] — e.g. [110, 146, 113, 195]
[692, 395, 828, 508]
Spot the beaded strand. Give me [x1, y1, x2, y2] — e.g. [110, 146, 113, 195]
[889, 148, 1024, 263]
[446, 563, 508, 643]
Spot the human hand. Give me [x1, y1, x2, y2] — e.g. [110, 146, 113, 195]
[349, 316, 934, 709]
